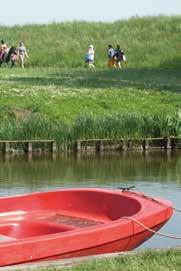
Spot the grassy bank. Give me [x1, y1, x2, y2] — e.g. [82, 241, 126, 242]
[0, 16, 181, 69]
[59, 249, 181, 271]
[0, 16, 180, 144]
[0, 67, 180, 146]
[26, 249, 181, 271]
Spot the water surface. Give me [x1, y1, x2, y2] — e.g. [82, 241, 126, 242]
[0, 151, 180, 249]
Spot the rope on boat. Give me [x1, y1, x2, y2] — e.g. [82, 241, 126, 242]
[124, 216, 181, 240]
[173, 207, 181, 213]
[118, 187, 181, 214]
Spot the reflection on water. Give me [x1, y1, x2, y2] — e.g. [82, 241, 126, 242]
[0, 151, 180, 249]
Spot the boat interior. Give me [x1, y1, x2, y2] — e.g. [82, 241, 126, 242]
[0, 190, 141, 241]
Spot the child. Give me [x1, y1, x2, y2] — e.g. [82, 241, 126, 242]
[10, 47, 18, 68]
[4, 46, 17, 67]
[86, 45, 95, 69]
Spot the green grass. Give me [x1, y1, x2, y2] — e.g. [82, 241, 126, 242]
[0, 16, 180, 144]
[0, 67, 180, 145]
[0, 16, 181, 69]
[34, 249, 181, 271]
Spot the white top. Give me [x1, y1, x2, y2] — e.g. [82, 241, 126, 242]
[108, 48, 114, 58]
[88, 48, 94, 61]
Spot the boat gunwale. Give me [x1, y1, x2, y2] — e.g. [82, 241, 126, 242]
[0, 188, 172, 246]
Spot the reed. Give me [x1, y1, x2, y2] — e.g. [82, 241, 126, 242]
[0, 112, 180, 150]
[71, 113, 180, 140]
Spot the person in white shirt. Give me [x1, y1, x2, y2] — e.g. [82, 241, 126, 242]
[18, 42, 29, 68]
[107, 44, 115, 68]
[87, 45, 95, 69]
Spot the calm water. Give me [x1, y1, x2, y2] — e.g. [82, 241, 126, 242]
[0, 151, 180, 249]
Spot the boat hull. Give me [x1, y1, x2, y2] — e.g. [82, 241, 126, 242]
[0, 188, 173, 266]
[38, 222, 166, 262]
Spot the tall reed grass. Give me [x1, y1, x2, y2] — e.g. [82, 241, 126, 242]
[72, 113, 180, 140]
[0, 112, 180, 149]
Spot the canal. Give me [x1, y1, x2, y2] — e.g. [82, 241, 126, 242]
[0, 151, 180, 249]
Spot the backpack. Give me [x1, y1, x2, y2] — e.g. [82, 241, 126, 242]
[123, 54, 127, 62]
[84, 53, 89, 63]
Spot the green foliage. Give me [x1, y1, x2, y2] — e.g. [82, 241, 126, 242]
[37, 249, 181, 271]
[0, 111, 180, 147]
[0, 65, 180, 143]
[0, 16, 181, 68]
[0, 16, 180, 142]
[71, 112, 180, 140]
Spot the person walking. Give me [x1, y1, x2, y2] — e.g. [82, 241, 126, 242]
[9, 47, 18, 68]
[87, 45, 95, 69]
[18, 42, 28, 68]
[113, 45, 124, 69]
[0, 40, 8, 65]
[107, 44, 115, 68]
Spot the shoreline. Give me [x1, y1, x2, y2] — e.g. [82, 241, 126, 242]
[1, 247, 181, 271]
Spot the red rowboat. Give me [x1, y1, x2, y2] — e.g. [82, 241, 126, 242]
[0, 188, 173, 266]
